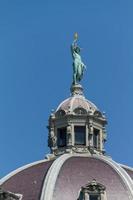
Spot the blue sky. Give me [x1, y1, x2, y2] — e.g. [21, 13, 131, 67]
[0, 0, 133, 178]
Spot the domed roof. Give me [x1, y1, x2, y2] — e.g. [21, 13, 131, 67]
[0, 160, 54, 200]
[0, 155, 133, 200]
[56, 95, 98, 114]
[56, 84, 99, 115]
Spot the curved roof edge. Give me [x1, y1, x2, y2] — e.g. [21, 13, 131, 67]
[0, 159, 49, 185]
[96, 156, 133, 199]
[40, 154, 133, 200]
[56, 97, 71, 111]
[120, 164, 133, 171]
[40, 154, 71, 200]
[56, 96, 98, 113]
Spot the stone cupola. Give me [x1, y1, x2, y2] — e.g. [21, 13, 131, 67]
[48, 83, 107, 156]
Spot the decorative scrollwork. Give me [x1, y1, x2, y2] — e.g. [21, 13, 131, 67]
[74, 107, 87, 115]
[72, 146, 89, 154]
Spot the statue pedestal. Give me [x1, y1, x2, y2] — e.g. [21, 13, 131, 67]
[70, 83, 84, 96]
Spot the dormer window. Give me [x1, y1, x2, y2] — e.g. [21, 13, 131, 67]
[57, 127, 67, 147]
[74, 107, 87, 115]
[77, 180, 106, 200]
[75, 126, 86, 145]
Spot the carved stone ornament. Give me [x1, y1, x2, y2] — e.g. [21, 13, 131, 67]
[67, 125, 72, 145]
[77, 180, 106, 200]
[70, 83, 84, 96]
[0, 188, 22, 200]
[89, 123, 93, 135]
[72, 146, 89, 154]
[67, 125, 71, 134]
[74, 107, 87, 115]
[48, 127, 57, 148]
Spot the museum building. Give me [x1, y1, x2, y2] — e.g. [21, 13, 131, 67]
[0, 37, 133, 200]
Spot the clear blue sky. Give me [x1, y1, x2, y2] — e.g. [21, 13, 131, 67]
[0, 0, 133, 178]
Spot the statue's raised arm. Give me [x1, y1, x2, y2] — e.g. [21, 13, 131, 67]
[71, 33, 86, 85]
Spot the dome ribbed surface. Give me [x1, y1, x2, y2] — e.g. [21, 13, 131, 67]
[56, 95, 98, 114]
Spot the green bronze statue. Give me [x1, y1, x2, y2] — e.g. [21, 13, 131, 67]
[71, 33, 86, 85]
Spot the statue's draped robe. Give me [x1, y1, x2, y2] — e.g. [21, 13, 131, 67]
[71, 43, 85, 84]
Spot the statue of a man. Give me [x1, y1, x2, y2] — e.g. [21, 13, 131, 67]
[71, 33, 86, 85]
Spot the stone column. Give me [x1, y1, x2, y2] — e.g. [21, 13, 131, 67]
[88, 122, 93, 147]
[101, 192, 107, 200]
[86, 124, 89, 146]
[71, 124, 75, 146]
[67, 125, 72, 146]
[99, 129, 103, 151]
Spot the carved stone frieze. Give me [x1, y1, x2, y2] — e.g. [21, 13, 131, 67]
[72, 146, 90, 154]
[67, 125, 72, 146]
